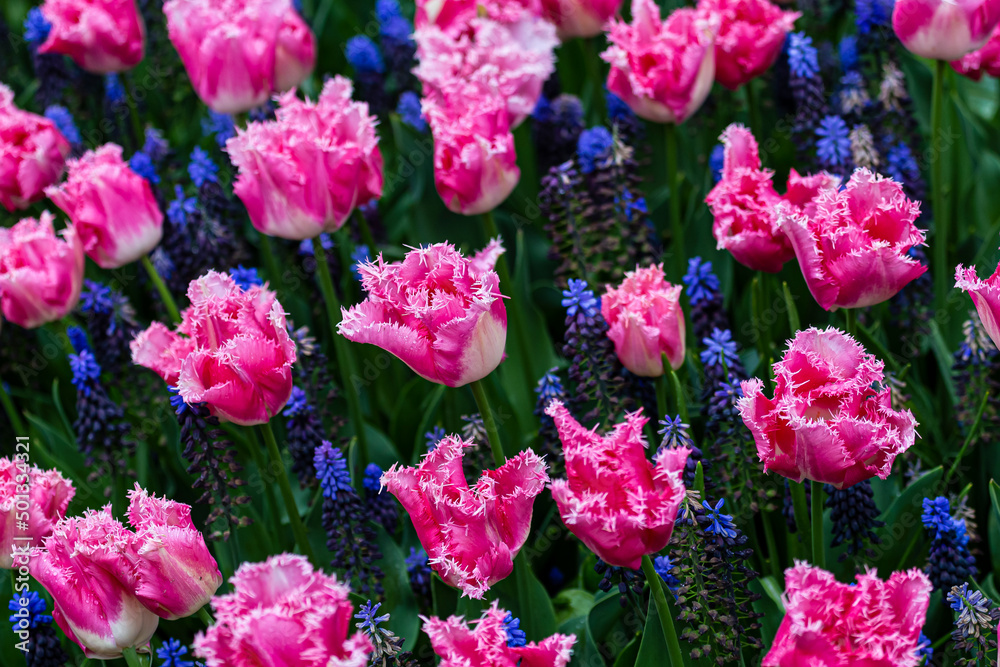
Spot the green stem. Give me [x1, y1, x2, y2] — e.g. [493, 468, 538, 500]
[198, 606, 214, 627]
[811, 482, 825, 570]
[931, 59, 949, 308]
[761, 510, 783, 582]
[743, 80, 762, 140]
[246, 430, 279, 545]
[584, 38, 607, 123]
[259, 234, 282, 288]
[259, 420, 317, 563]
[656, 372, 669, 423]
[944, 391, 990, 485]
[311, 240, 370, 478]
[469, 379, 505, 467]
[141, 255, 181, 324]
[354, 208, 377, 252]
[0, 376, 25, 434]
[124, 76, 145, 153]
[122, 647, 143, 667]
[843, 308, 855, 336]
[665, 123, 684, 281]
[640, 554, 685, 667]
[789, 481, 812, 562]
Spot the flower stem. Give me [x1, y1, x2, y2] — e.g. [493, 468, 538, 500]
[789, 481, 812, 562]
[743, 80, 762, 140]
[0, 376, 25, 435]
[141, 255, 181, 324]
[259, 420, 317, 564]
[354, 208, 377, 252]
[761, 509, 783, 583]
[931, 58, 949, 308]
[124, 75, 145, 153]
[122, 647, 142, 667]
[843, 308, 855, 337]
[656, 373, 669, 424]
[469, 379, 505, 467]
[198, 606, 214, 627]
[584, 38, 607, 123]
[811, 482, 825, 570]
[640, 554, 685, 667]
[665, 123, 684, 281]
[311, 239, 369, 477]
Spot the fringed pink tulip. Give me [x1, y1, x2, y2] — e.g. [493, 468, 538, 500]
[164, 0, 316, 114]
[955, 262, 1000, 352]
[780, 168, 926, 311]
[738, 327, 918, 489]
[540, 0, 623, 39]
[601, 264, 685, 377]
[424, 601, 576, 667]
[382, 436, 549, 599]
[706, 124, 839, 273]
[339, 241, 507, 387]
[227, 77, 383, 241]
[128, 321, 196, 386]
[415, 17, 557, 126]
[698, 0, 799, 90]
[0, 457, 75, 569]
[952, 24, 1000, 79]
[131, 271, 297, 425]
[425, 93, 520, 215]
[893, 0, 1000, 61]
[39, 0, 146, 73]
[46, 144, 164, 269]
[544, 400, 689, 569]
[602, 0, 719, 124]
[416, 0, 543, 33]
[126, 485, 222, 620]
[764, 563, 932, 667]
[30, 508, 160, 659]
[0, 212, 85, 329]
[0, 84, 70, 212]
[193, 553, 372, 667]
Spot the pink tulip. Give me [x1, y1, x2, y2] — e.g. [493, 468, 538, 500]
[126, 485, 222, 620]
[179, 272, 297, 424]
[30, 508, 160, 659]
[424, 601, 576, 667]
[194, 553, 372, 667]
[132, 271, 297, 425]
[415, 16, 558, 127]
[0, 212, 85, 329]
[424, 92, 520, 215]
[699, 0, 799, 90]
[955, 262, 1000, 352]
[339, 241, 507, 387]
[382, 436, 549, 599]
[544, 400, 689, 569]
[226, 77, 383, 241]
[416, 0, 543, 33]
[0, 84, 70, 212]
[46, 144, 164, 269]
[706, 124, 839, 273]
[602, 0, 719, 124]
[128, 321, 197, 386]
[39, 0, 146, 73]
[764, 564, 931, 667]
[601, 264, 685, 377]
[0, 457, 75, 569]
[540, 0, 623, 39]
[738, 327, 918, 489]
[780, 168, 926, 311]
[951, 24, 1000, 79]
[893, 0, 1000, 61]
[164, 0, 316, 114]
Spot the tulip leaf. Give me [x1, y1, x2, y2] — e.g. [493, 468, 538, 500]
[989, 480, 1000, 527]
[782, 282, 800, 334]
[376, 532, 421, 650]
[612, 635, 641, 667]
[871, 466, 943, 574]
[553, 588, 596, 628]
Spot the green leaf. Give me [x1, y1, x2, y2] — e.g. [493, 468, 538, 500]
[634, 600, 668, 667]
[871, 466, 943, 574]
[376, 532, 421, 651]
[612, 636, 641, 667]
[782, 281, 800, 333]
[553, 588, 596, 627]
[503, 556, 557, 642]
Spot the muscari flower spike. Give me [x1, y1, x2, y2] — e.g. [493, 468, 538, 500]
[562, 279, 600, 318]
[816, 115, 852, 168]
[188, 147, 219, 187]
[156, 637, 202, 667]
[228, 265, 263, 291]
[503, 612, 527, 648]
[700, 329, 740, 369]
